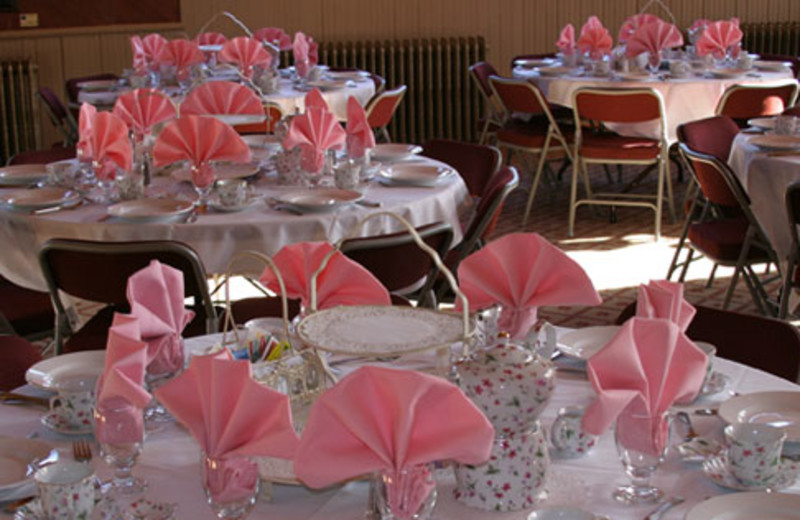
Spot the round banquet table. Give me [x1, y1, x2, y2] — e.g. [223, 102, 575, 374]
[514, 66, 795, 143]
[728, 131, 800, 262]
[77, 74, 375, 122]
[1, 330, 799, 519]
[0, 156, 470, 292]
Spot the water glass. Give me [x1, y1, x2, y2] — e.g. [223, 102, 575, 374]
[550, 406, 598, 457]
[374, 463, 437, 520]
[202, 454, 260, 520]
[191, 163, 215, 207]
[613, 409, 671, 504]
[116, 170, 145, 201]
[94, 397, 147, 496]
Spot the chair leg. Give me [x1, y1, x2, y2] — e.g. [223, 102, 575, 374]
[705, 264, 718, 288]
[663, 157, 676, 223]
[523, 136, 553, 226]
[381, 127, 392, 143]
[780, 256, 796, 318]
[723, 267, 742, 310]
[478, 119, 491, 145]
[568, 157, 583, 237]
[666, 200, 696, 279]
[653, 159, 665, 240]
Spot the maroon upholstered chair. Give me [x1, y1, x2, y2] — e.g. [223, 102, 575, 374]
[421, 139, 501, 197]
[39, 239, 217, 354]
[0, 276, 54, 339]
[65, 73, 119, 107]
[37, 87, 78, 146]
[716, 81, 800, 128]
[616, 303, 800, 382]
[468, 61, 504, 144]
[0, 335, 43, 391]
[780, 182, 800, 318]
[365, 85, 407, 142]
[757, 54, 800, 78]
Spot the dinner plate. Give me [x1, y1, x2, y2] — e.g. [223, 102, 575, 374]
[306, 79, 349, 90]
[0, 187, 80, 211]
[297, 305, 468, 356]
[198, 44, 224, 53]
[686, 492, 800, 520]
[0, 437, 54, 500]
[25, 350, 106, 390]
[754, 60, 793, 72]
[241, 134, 283, 150]
[77, 79, 118, 91]
[209, 194, 263, 213]
[749, 134, 800, 151]
[0, 164, 48, 186]
[326, 70, 370, 81]
[557, 325, 620, 360]
[709, 68, 749, 79]
[378, 163, 454, 187]
[514, 58, 557, 69]
[371, 143, 423, 162]
[747, 116, 776, 130]
[276, 188, 362, 213]
[537, 66, 575, 77]
[615, 71, 653, 81]
[206, 114, 267, 126]
[718, 391, 800, 442]
[107, 198, 195, 223]
[171, 163, 260, 183]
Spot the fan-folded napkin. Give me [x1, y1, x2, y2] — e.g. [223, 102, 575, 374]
[556, 24, 576, 55]
[456, 232, 601, 339]
[578, 16, 613, 59]
[696, 19, 743, 59]
[582, 318, 707, 455]
[155, 39, 204, 70]
[180, 81, 264, 116]
[153, 115, 251, 168]
[618, 14, 662, 44]
[90, 112, 132, 180]
[636, 280, 696, 332]
[254, 27, 292, 51]
[282, 102, 346, 172]
[113, 88, 176, 139]
[77, 102, 96, 160]
[346, 96, 375, 158]
[218, 36, 272, 79]
[625, 19, 684, 59]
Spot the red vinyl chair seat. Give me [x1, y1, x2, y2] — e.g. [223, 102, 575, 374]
[496, 118, 556, 149]
[579, 134, 660, 160]
[687, 218, 772, 262]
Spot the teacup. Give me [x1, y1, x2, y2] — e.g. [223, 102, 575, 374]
[669, 60, 690, 78]
[49, 377, 96, 431]
[333, 160, 360, 191]
[35, 460, 96, 520]
[725, 423, 786, 487]
[550, 406, 598, 457]
[45, 162, 76, 187]
[774, 115, 799, 136]
[695, 341, 717, 389]
[215, 178, 248, 208]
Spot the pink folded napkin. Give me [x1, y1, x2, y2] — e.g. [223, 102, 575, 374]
[155, 39, 205, 71]
[556, 24, 576, 56]
[130, 36, 147, 72]
[142, 33, 168, 63]
[305, 88, 329, 111]
[90, 112, 133, 181]
[195, 32, 228, 46]
[95, 313, 151, 445]
[582, 318, 708, 455]
[77, 102, 96, 161]
[618, 13, 662, 44]
[696, 19, 743, 59]
[218, 36, 272, 79]
[282, 104, 346, 172]
[180, 81, 264, 116]
[155, 354, 299, 502]
[253, 27, 292, 51]
[294, 366, 494, 518]
[293, 31, 312, 78]
[636, 280, 696, 332]
[127, 260, 194, 377]
[346, 96, 375, 159]
[113, 88, 177, 140]
[578, 16, 614, 59]
[259, 241, 391, 310]
[153, 115, 251, 170]
[625, 19, 684, 59]
[456, 232, 601, 339]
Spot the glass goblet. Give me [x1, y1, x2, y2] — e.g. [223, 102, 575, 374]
[613, 409, 671, 504]
[646, 51, 662, 75]
[94, 397, 147, 497]
[191, 163, 215, 208]
[202, 454, 260, 520]
[374, 463, 437, 520]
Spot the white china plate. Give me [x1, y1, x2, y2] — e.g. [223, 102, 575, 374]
[537, 66, 575, 77]
[171, 163, 260, 183]
[0, 437, 53, 499]
[718, 391, 800, 442]
[77, 79, 118, 91]
[0, 187, 80, 211]
[702, 452, 798, 491]
[371, 143, 423, 162]
[709, 68, 749, 79]
[754, 60, 792, 72]
[198, 44, 224, 53]
[557, 325, 620, 360]
[514, 58, 557, 69]
[241, 134, 282, 150]
[26, 351, 106, 390]
[378, 163, 454, 187]
[527, 507, 599, 520]
[107, 198, 194, 223]
[747, 117, 776, 130]
[306, 79, 349, 90]
[297, 305, 468, 356]
[615, 71, 652, 81]
[207, 114, 267, 126]
[209, 194, 263, 213]
[276, 188, 362, 213]
[326, 70, 370, 81]
[749, 134, 800, 151]
[685, 491, 800, 520]
[0, 164, 48, 186]
[41, 412, 94, 436]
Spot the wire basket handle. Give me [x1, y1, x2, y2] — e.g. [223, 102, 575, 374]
[308, 212, 472, 347]
[221, 250, 291, 349]
[638, 0, 677, 26]
[196, 11, 253, 39]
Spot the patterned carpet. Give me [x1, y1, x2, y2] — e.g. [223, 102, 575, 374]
[487, 157, 782, 328]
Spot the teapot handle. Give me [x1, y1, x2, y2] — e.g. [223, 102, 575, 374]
[525, 319, 558, 359]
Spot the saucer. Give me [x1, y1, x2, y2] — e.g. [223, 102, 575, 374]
[125, 499, 178, 520]
[40, 412, 93, 436]
[702, 452, 799, 491]
[209, 194, 264, 213]
[677, 436, 723, 462]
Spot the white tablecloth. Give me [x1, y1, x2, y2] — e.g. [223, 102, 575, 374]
[514, 67, 794, 143]
[0, 157, 470, 291]
[1, 332, 798, 519]
[728, 132, 800, 261]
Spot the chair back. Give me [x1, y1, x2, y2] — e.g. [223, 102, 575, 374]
[676, 115, 741, 162]
[340, 221, 453, 306]
[232, 102, 284, 134]
[678, 143, 745, 208]
[574, 87, 663, 124]
[469, 61, 498, 100]
[716, 81, 800, 125]
[489, 75, 549, 116]
[458, 166, 520, 259]
[9, 146, 76, 166]
[0, 335, 42, 391]
[38, 87, 78, 145]
[39, 239, 217, 353]
[421, 139, 501, 196]
[365, 85, 407, 129]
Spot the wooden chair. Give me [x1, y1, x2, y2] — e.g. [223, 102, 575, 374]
[715, 80, 799, 128]
[365, 85, 407, 143]
[39, 239, 217, 354]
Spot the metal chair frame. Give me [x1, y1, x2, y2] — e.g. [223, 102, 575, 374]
[468, 62, 505, 145]
[715, 80, 800, 124]
[365, 85, 407, 143]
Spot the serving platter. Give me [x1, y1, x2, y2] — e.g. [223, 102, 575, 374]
[206, 114, 267, 126]
[25, 350, 106, 390]
[557, 326, 620, 360]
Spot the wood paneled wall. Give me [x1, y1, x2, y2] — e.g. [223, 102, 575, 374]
[2, 0, 800, 148]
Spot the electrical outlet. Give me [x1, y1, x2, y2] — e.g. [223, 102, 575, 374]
[19, 13, 38, 28]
